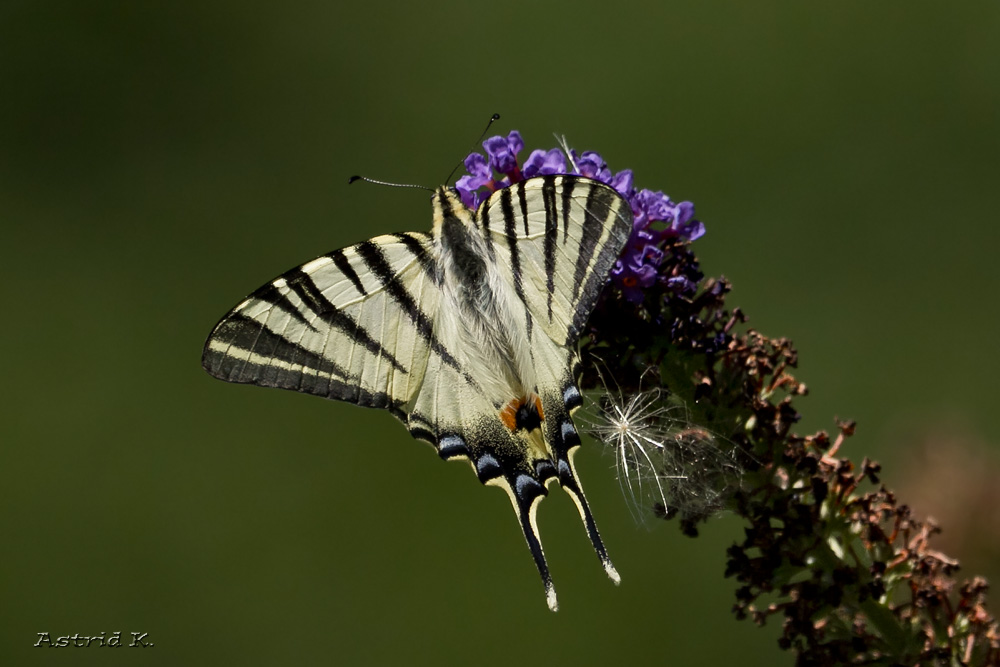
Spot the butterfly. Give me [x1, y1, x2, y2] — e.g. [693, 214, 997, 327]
[202, 173, 633, 610]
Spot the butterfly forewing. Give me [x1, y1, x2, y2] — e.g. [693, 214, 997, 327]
[480, 176, 631, 348]
[202, 232, 438, 414]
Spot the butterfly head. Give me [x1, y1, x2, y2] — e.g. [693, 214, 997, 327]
[431, 186, 479, 261]
[432, 185, 470, 215]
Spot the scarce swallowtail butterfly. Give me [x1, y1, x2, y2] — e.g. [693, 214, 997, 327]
[202, 173, 632, 611]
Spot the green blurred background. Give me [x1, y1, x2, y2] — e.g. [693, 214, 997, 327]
[3, 1, 999, 664]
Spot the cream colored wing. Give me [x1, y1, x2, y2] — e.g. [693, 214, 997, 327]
[203, 232, 446, 418]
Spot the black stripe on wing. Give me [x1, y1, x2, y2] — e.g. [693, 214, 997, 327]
[328, 248, 367, 296]
[559, 176, 577, 244]
[570, 183, 615, 305]
[280, 269, 408, 373]
[500, 189, 525, 305]
[565, 182, 630, 345]
[500, 187, 535, 341]
[482, 177, 631, 347]
[541, 176, 559, 321]
[203, 312, 346, 382]
[516, 182, 531, 236]
[390, 232, 438, 283]
[251, 282, 318, 332]
[202, 312, 404, 412]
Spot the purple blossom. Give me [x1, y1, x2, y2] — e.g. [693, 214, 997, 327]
[608, 169, 634, 199]
[633, 189, 672, 228]
[455, 130, 706, 302]
[669, 201, 705, 242]
[455, 153, 494, 209]
[666, 275, 698, 294]
[610, 260, 659, 303]
[523, 148, 566, 178]
[484, 130, 523, 176]
[456, 130, 525, 208]
[575, 151, 613, 183]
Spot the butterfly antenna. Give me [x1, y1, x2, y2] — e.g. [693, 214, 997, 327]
[443, 112, 501, 186]
[347, 175, 434, 193]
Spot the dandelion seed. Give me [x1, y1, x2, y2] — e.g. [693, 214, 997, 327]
[580, 369, 745, 524]
[583, 385, 682, 522]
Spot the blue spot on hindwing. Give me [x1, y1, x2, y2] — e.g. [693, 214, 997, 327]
[561, 420, 581, 447]
[438, 434, 469, 460]
[534, 459, 557, 482]
[563, 385, 582, 409]
[515, 474, 544, 502]
[476, 453, 502, 481]
[557, 459, 573, 481]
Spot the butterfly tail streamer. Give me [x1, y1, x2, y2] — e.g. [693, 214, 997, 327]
[543, 380, 621, 585]
[558, 457, 620, 584]
[496, 469, 559, 612]
[469, 419, 561, 611]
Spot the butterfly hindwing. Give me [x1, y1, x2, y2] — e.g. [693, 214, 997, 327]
[407, 349, 562, 607]
[478, 176, 631, 582]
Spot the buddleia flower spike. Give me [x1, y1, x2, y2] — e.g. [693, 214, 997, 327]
[479, 134, 1000, 661]
[465, 130, 999, 663]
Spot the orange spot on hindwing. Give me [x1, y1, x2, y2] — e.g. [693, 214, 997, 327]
[500, 400, 519, 431]
[533, 394, 545, 422]
[499, 393, 545, 432]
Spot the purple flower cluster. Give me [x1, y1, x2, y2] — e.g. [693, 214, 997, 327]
[456, 131, 705, 303]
